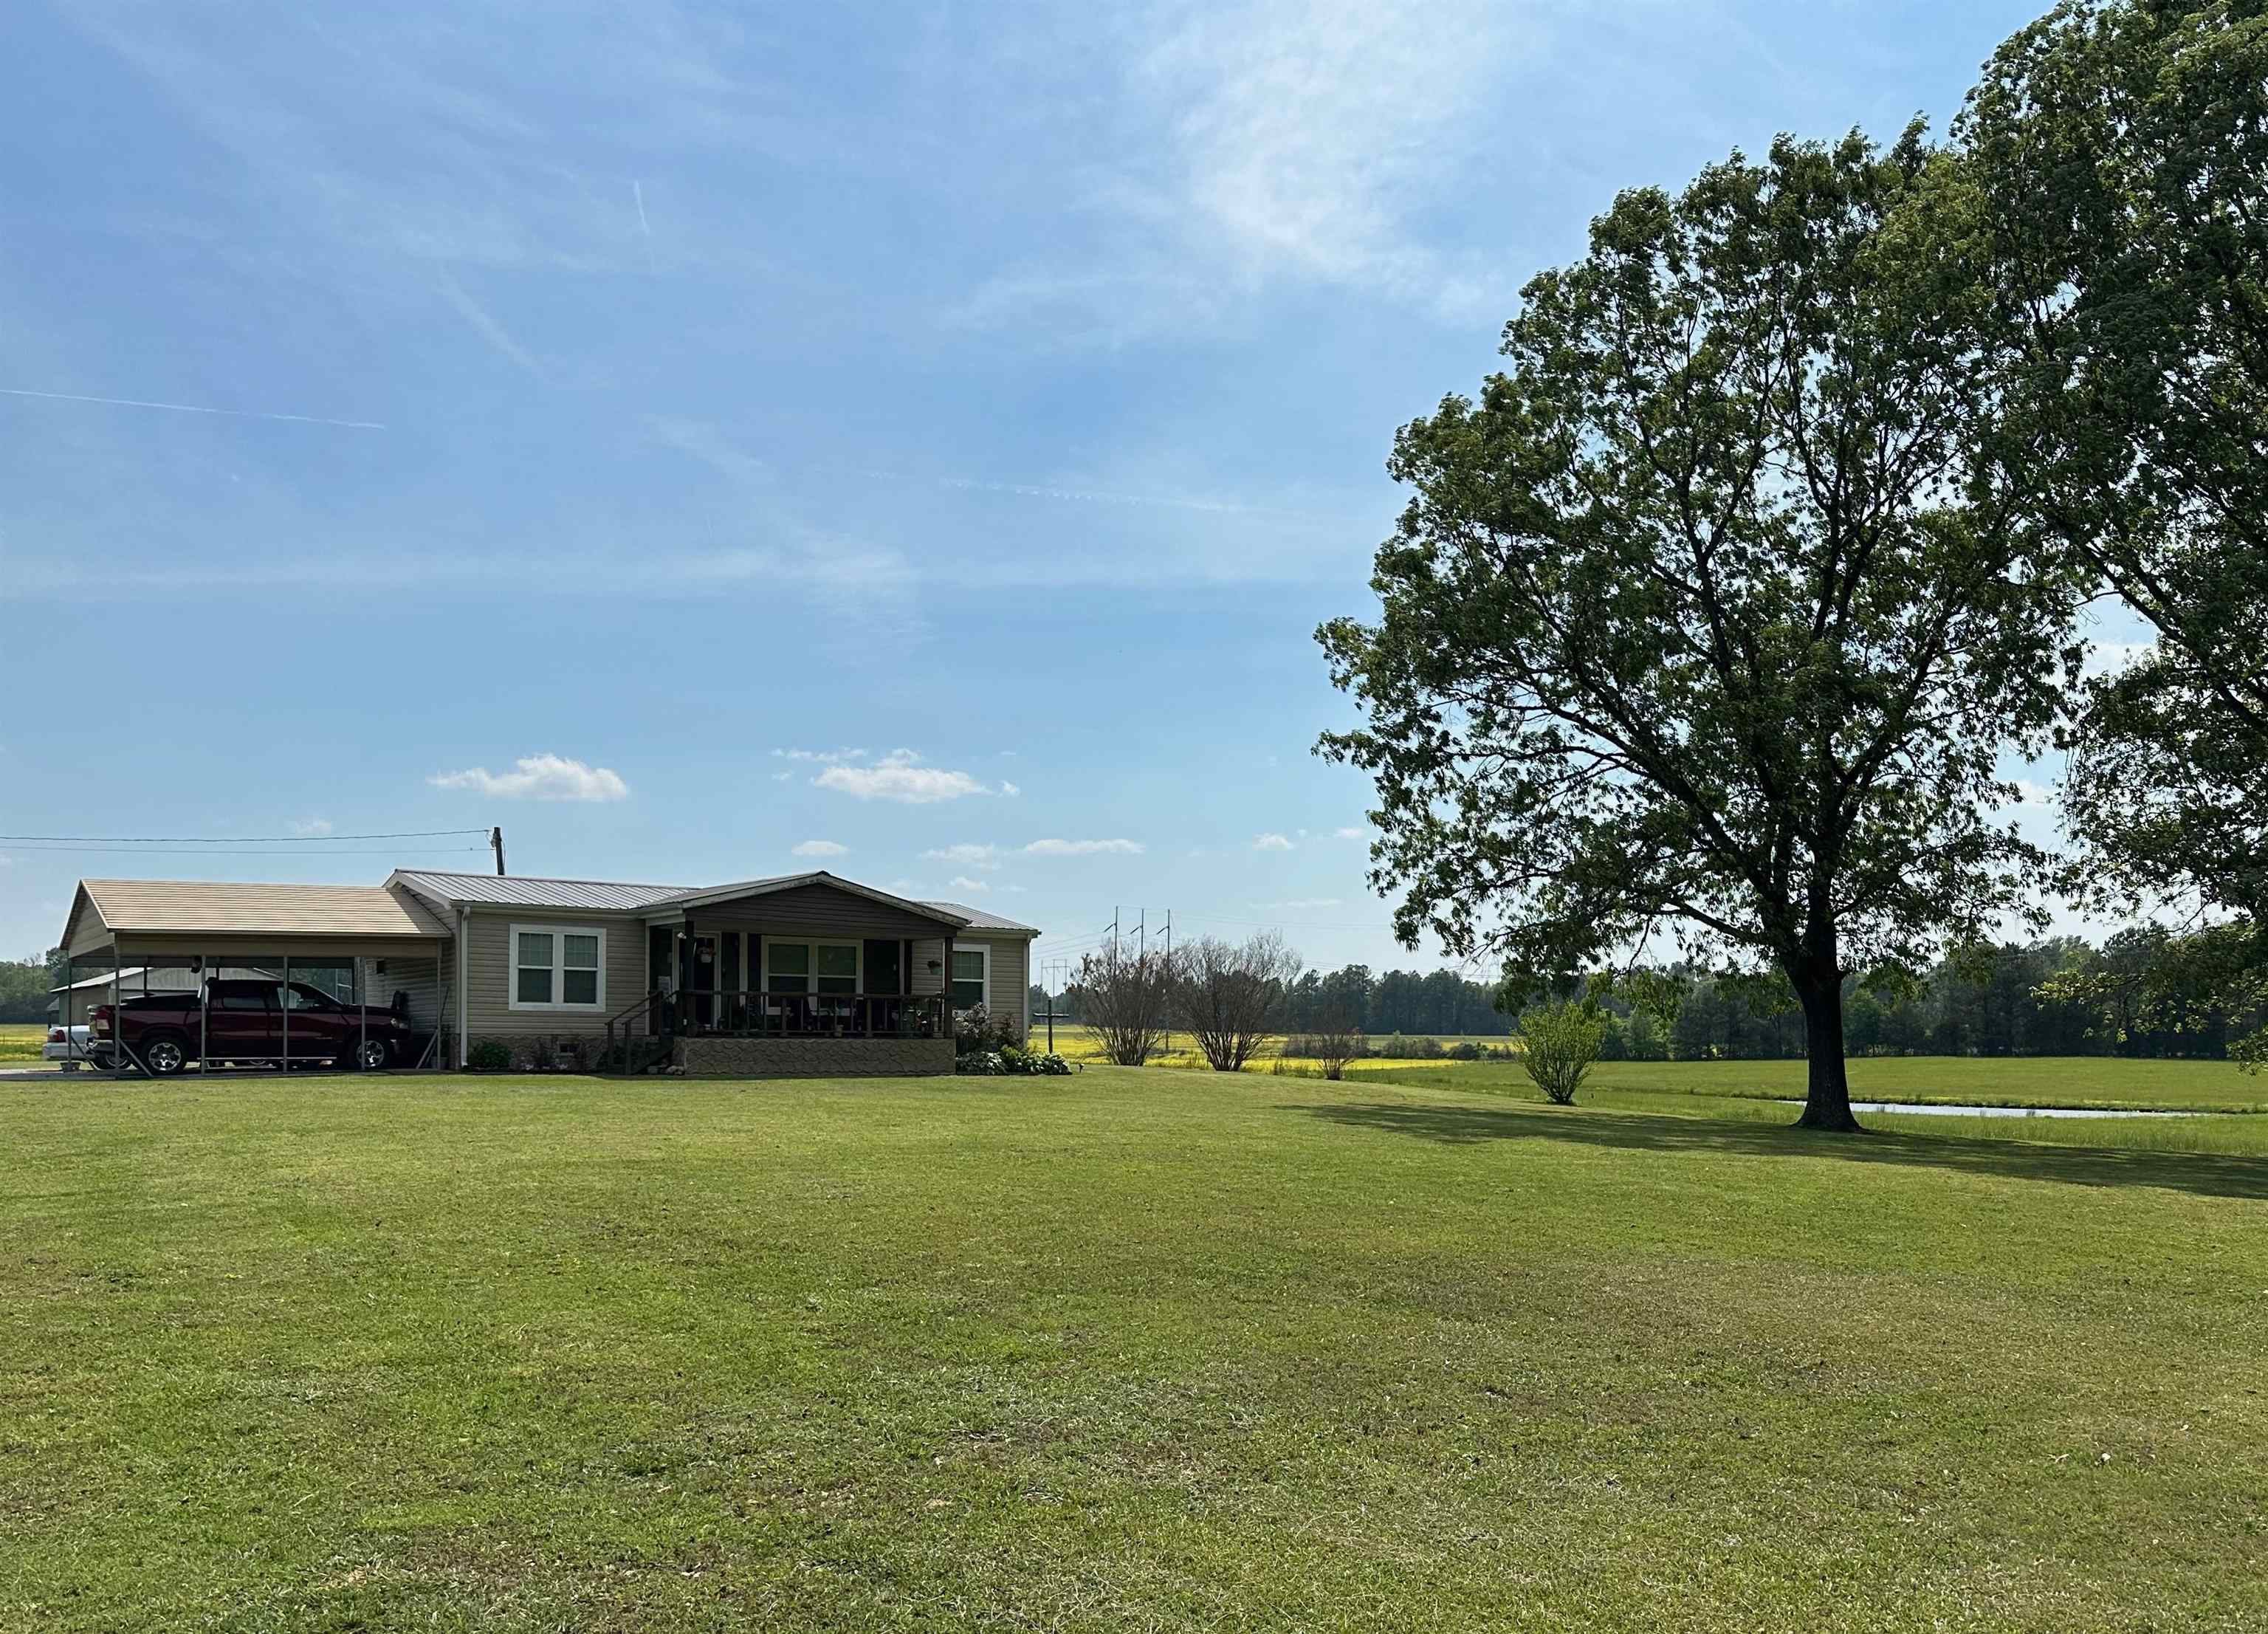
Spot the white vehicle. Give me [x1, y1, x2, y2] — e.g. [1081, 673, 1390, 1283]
[44, 1024, 103, 1068]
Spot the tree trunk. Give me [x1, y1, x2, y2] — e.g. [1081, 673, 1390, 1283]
[1793, 972, 1863, 1133]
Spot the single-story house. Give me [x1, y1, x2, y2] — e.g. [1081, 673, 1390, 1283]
[58, 869, 1040, 1076]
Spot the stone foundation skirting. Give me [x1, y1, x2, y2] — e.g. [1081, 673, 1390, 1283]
[675, 1037, 956, 1078]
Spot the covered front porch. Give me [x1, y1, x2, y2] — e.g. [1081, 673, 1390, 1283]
[607, 875, 982, 1077]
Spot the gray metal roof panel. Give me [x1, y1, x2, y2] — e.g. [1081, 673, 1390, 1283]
[390, 870, 693, 911]
[921, 902, 1040, 935]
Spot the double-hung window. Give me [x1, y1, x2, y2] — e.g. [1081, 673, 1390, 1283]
[949, 946, 989, 1012]
[765, 941, 860, 995]
[510, 925, 605, 1011]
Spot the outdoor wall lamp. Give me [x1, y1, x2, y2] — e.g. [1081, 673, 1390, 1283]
[926, 958, 943, 972]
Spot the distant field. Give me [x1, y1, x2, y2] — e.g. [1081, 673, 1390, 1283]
[0, 1023, 44, 1063]
[1044, 1027, 2266, 1114]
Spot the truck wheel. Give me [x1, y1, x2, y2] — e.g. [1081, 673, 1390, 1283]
[142, 1034, 188, 1076]
[351, 1038, 391, 1071]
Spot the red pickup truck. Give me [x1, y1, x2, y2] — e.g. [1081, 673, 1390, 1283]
[90, 978, 421, 1075]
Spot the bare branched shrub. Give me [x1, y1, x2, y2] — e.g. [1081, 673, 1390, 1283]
[1077, 949, 1174, 1065]
[1169, 932, 1304, 1072]
[1299, 1014, 1364, 1080]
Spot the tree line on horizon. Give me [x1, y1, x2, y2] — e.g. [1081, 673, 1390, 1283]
[1038, 921, 2263, 1063]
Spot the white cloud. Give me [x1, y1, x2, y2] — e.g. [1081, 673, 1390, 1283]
[1001, 780, 1023, 797]
[1252, 831, 1295, 851]
[1023, 838, 1144, 857]
[774, 747, 868, 764]
[791, 840, 848, 857]
[286, 817, 334, 837]
[429, 753, 630, 803]
[1333, 826, 1366, 840]
[814, 749, 1003, 804]
[947, 875, 992, 894]
[2082, 639, 2156, 680]
[924, 843, 1002, 869]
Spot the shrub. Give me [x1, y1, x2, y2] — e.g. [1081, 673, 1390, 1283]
[955, 1006, 1020, 1057]
[466, 1038, 513, 1073]
[1519, 1000, 1605, 1105]
[958, 1046, 1072, 1077]
[1447, 1040, 1486, 1061]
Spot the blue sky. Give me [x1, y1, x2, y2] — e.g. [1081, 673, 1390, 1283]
[1, 0, 2069, 978]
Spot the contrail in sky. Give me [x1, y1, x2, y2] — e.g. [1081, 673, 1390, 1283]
[633, 180, 656, 272]
[0, 387, 385, 430]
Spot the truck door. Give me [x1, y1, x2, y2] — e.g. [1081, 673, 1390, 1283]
[282, 984, 348, 1063]
[205, 981, 281, 1063]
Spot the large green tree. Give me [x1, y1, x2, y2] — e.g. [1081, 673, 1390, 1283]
[1318, 129, 2080, 1132]
[1962, 0, 2268, 1062]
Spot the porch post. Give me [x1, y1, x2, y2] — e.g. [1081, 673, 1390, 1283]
[942, 931, 955, 1040]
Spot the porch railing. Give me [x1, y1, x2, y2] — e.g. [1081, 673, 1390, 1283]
[659, 989, 946, 1042]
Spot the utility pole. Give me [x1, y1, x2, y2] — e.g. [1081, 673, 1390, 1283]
[1160, 908, 1172, 1057]
[490, 826, 506, 876]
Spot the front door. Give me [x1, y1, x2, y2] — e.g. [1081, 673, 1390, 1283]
[863, 938, 902, 1032]
[685, 936, 716, 1027]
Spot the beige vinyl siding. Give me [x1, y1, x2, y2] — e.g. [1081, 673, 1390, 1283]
[914, 935, 1031, 1039]
[460, 910, 646, 1037]
[371, 955, 441, 1034]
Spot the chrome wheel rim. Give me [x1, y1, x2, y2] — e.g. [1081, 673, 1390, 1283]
[148, 1041, 183, 1074]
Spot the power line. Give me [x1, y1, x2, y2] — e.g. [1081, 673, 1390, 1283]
[0, 845, 489, 857]
[0, 828, 490, 843]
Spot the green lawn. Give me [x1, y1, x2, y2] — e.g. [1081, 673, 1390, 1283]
[0, 1023, 44, 1063]
[4, 1070, 2265, 1632]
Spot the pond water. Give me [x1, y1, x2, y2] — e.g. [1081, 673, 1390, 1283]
[1779, 1099, 2202, 1120]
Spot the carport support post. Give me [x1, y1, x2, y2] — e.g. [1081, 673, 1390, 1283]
[281, 954, 290, 1072]
[109, 939, 123, 1079]
[357, 956, 367, 1073]
[198, 956, 207, 1076]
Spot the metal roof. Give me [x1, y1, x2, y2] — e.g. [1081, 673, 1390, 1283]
[389, 870, 694, 912]
[922, 901, 1040, 935]
[75, 880, 451, 939]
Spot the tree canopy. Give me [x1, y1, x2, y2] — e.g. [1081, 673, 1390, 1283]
[1959, 0, 2268, 1061]
[1319, 127, 2082, 1131]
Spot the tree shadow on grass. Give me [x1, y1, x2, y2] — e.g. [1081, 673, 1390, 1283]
[1277, 1100, 2268, 1203]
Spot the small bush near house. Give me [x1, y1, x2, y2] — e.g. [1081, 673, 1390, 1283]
[1520, 1001, 1606, 1105]
[955, 1006, 1021, 1057]
[466, 1039, 513, 1073]
[957, 1047, 1073, 1077]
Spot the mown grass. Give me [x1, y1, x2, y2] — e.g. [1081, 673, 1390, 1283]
[4, 1069, 2265, 1633]
[0, 1023, 44, 1063]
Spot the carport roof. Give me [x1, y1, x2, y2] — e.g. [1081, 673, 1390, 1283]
[67, 879, 452, 949]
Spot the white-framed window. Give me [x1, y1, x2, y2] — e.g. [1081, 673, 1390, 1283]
[949, 944, 989, 1012]
[509, 924, 606, 1011]
[764, 939, 862, 995]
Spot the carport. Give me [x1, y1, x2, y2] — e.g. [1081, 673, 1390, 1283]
[59, 880, 454, 1077]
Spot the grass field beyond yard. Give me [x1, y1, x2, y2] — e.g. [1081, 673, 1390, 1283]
[4, 1069, 2265, 1632]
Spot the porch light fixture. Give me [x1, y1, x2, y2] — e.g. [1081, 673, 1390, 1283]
[926, 958, 942, 972]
